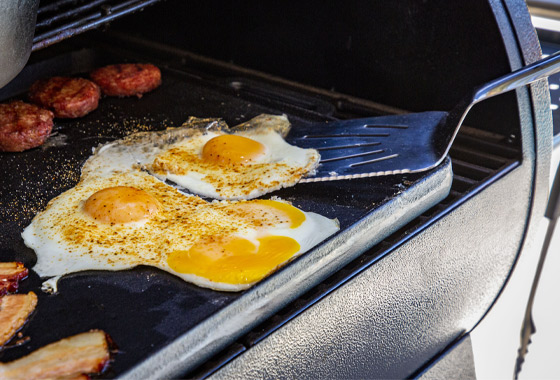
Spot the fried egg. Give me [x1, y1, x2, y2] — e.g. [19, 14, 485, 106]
[81, 114, 320, 200]
[22, 171, 339, 292]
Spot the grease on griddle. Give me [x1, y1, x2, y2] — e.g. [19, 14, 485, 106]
[1, 155, 81, 229]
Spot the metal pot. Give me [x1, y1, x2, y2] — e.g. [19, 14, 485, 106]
[0, 0, 38, 88]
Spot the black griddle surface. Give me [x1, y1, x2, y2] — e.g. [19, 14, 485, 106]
[0, 44, 433, 376]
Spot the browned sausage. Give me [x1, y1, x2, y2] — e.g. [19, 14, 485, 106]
[29, 77, 101, 118]
[90, 63, 161, 97]
[0, 101, 54, 152]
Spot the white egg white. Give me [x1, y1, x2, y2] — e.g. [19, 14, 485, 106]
[22, 170, 339, 292]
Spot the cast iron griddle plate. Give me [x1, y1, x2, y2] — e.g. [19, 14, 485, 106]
[0, 45, 451, 377]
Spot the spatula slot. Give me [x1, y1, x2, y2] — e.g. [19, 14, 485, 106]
[320, 149, 385, 163]
[364, 124, 408, 129]
[316, 142, 382, 151]
[302, 133, 390, 138]
[349, 154, 399, 167]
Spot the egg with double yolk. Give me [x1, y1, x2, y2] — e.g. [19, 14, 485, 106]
[166, 199, 327, 288]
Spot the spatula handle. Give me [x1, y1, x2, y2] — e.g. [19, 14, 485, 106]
[473, 49, 560, 103]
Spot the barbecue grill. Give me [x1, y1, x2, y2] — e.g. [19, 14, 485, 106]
[0, 1, 553, 378]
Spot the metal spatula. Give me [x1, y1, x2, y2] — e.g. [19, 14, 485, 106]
[289, 50, 560, 182]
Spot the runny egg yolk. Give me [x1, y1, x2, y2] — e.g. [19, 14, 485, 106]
[226, 200, 306, 229]
[83, 186, 160, 224]
[201, 134, 266, 165]
[167, 199, 305, 285]
[167, 235, 301, 285]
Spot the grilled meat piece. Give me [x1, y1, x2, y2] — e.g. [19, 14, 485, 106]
[0, 330, 112, 380]
[0, 262, 29, 295]
[29, 77, 101, 119]
[0, 102, 54, 152]
[0, 292, 37, 346]
[90, 63, 161, 97]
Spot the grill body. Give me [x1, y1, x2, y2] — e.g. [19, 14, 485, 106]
[124, 1, 549, 378]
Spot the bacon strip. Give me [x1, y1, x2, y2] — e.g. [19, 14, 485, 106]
[0, 330, 111, 380]
[0, 292, 37, 346]
[0, 262, 29, 296]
